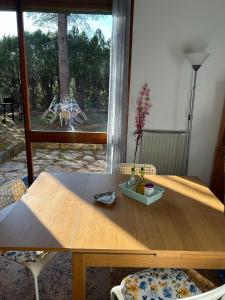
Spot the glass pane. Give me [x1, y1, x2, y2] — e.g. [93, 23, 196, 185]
[0, 11, 27, 185]
[23, 12, 112, 133]
[32, 142, 106, 177]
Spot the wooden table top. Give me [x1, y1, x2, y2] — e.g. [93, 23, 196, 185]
[0, 172, 224, 256]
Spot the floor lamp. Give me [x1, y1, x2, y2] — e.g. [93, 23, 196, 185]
[185, 52, 210, 175]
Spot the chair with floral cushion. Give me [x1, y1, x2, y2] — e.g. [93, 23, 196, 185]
[110, 268, 225, 300]
[0, 179, 56, 300]
[118, 163, 156, 175]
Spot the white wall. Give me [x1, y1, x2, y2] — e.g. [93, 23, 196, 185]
[127, 0, 225, 184]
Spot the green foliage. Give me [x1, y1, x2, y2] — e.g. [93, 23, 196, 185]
[0, 35, 20, 98]
[0, 27, 110, 111]
[25, 30, 58, 108]
[69, 27, 110, 110]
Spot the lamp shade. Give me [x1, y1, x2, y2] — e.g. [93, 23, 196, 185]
[185, 52, 210, 70]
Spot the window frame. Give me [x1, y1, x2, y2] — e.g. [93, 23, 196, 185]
[1, 0, 112, 13]
[17, 1, 111, 183]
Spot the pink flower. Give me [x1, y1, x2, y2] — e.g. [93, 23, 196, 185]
[133, 83, 152, 163]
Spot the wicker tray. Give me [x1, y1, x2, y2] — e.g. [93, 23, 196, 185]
[118, 182, 165, 205]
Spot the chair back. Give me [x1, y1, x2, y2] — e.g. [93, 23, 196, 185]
[0, 179, 26, 210]
[177, 284, 225, 300]
[118, 163, 156, 175]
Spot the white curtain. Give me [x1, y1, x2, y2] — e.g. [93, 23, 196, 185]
[106, 0, 132, 173]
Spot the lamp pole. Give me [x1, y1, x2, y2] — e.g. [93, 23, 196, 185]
[184, 52, 209, 175]
[185, 67, 198, 175]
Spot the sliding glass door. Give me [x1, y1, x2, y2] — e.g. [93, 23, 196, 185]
[17, 6, 113, 183]
[20, 11, 112, 181]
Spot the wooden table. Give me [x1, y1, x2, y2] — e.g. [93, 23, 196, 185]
[0, 172, 224, 300]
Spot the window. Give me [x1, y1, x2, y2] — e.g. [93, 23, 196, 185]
[24, 12, 112, 133]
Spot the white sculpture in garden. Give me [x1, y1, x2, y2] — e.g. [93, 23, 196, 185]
[41, 94, 87, 128]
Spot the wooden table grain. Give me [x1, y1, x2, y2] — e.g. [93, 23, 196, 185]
[0, 172, 224, 300]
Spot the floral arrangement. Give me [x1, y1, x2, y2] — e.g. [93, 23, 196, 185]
[134, 83, 152, 163]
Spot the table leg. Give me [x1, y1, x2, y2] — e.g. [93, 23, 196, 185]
[11, 103, 14, 122]
[72, 253, 86, 300]
[3, 104, 6, 123]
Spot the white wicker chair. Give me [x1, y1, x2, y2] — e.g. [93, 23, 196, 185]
[0, 179, 56, 300]
[118, 163, 156, 175]
[110, 268, 225, 300]
[0, 179, 26, 209]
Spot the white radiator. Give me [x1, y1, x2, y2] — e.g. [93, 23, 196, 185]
[139, 130, 187, 175]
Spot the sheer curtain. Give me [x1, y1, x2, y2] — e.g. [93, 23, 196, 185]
[106, 0, 132, 173]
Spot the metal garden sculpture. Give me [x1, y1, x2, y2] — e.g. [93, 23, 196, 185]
[41, 94, 87, 128]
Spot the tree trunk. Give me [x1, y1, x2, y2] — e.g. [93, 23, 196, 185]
[58, 13, 69, 96]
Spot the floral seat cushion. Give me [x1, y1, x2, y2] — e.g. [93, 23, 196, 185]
[121, 268, 202, 300]
[3, 251, 48, 263]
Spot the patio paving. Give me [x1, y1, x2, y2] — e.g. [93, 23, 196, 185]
[0, 146, 106, 185]
[0, 116, 106, 185]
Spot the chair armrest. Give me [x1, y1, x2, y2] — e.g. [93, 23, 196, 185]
[185, 269, 217, 292]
